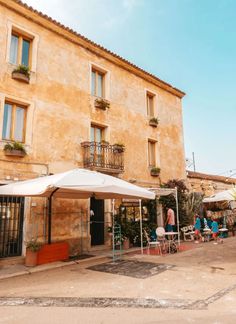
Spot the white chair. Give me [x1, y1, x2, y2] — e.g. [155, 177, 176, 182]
[181, 225, 195, 241]
[144, 230, 162, 255]
[156, 227, 166, 252]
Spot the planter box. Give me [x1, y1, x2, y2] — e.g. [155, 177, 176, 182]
[12, 71, 30, 84]
[150, 170, 160, 177]
[122, 238, 130, 250]
[94, 98, 110, 110]
[25, 249, 38, 267]
[113, 145, 125, 153]
[37, 242, 69, 265]
[149, 120, 158, 127]
[4, 149, 26, 157]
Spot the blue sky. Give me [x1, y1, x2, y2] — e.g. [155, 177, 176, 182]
[23, 0, 236, 177]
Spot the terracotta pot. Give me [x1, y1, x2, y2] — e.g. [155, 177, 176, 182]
[123, 238, 130, 250]
[25, 249, 38, 267]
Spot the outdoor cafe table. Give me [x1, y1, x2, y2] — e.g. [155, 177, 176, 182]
[219, 228, 228, 238]
[164, 232, 179, 253]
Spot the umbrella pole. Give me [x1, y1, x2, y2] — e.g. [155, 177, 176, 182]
[48, 188, 59, 244]
[139, 199, 143, 254]
[175, 187, 180, 247]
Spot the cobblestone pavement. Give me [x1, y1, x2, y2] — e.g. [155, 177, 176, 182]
[1, 282, 236, 310]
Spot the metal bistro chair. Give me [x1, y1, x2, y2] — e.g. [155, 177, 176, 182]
[144, 230, 162, 255]
[156, 227, 166, 253]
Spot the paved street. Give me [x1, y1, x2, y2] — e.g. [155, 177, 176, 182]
[1, 238, 236, 323]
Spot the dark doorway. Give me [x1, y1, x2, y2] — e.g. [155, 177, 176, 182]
[0, 196, 25, 258]
[90, 197, 104, 246]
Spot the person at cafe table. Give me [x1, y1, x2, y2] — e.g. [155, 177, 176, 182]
[166, 207, 175, 232]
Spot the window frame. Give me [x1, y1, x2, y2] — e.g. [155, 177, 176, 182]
[146, 90, 157, 118]
[10, 30, 32, 68]
[2, 101, 27, 143]
[91, 68, 105, 98]
[90, 124, 105, 143]
[148, 139, 157, 167]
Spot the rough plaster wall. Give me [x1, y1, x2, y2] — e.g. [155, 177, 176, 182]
[0, 5, 186, 250]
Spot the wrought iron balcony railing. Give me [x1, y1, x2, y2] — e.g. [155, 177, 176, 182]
[81, 142, 124, 174]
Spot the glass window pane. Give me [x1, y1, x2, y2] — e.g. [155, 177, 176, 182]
[90, 126, 95, 141]
[14, 107, 25, 142]
[147, 95, 154, 116]
[2, 104, 12, 140]
[97, 73, 103, 97]
[10, 35, 19, 64]
[91, 71, 96, 96]
[96, 128, 102, 143]
[21, 39, 30, 67]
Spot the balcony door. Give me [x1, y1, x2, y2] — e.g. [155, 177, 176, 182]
[90, 125, 104, 167]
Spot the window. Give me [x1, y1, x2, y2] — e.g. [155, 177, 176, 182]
[2, 102, 27, 142]
[91, 69, 105, 98]
[9, 32, 31, 67]
[146, 92, 155, 117]
[90, 125, 104, 143]
[148, 140, 156, 167]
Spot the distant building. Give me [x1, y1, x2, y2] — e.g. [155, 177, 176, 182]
[187, 170, 236, 196]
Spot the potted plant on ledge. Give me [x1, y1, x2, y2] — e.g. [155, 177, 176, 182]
[94, 97, 110, 110]
[149, 117, 159, 127]
[150, 167, 161, 177]
[113, 143, 125, 153]
[25, 239, 42, 267]
[3, 141, 27, 157]
[12, 65, 30, 83]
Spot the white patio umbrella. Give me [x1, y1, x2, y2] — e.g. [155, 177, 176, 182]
[203, 188, 236, 203]
[0, 168, 155, 244]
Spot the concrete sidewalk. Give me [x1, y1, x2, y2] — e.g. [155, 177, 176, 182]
[0, 246, 143, 280]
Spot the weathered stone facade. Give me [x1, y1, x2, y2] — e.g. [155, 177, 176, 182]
[0, 0, 186, 257]
[187, 171, 236, 196]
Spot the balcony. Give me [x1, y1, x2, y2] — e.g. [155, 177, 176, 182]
[81, 142, 124, 174]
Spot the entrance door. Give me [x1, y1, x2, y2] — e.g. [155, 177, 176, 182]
[0, 196, 24, 258]
[90, 197, 104, 246]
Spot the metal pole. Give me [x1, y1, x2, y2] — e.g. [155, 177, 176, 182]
[139, 199, 143, 254]
[112, 199, 115, 261]
[48, 195, 52, 244]
[47, 188, 59, 245]
[175, 187, 180, 247]
[192, 152, 196, 172]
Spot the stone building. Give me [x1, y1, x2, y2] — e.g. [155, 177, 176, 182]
[187, 171, 236, 196]
[0, 0, 186, 259]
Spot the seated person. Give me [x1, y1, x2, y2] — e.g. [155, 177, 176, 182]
[150, 228, 157, 242]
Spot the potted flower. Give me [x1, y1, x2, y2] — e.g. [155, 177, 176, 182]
[113, 143, 125, 153]
[100, 140, 109, 148]
[25, 240, 42, 267]
[12, 64, 30, 83]
[150, 167, 161, 176]
[94, 98, 110, 110]
[149, 117, 159, 127]
[3, 141, 27, 157]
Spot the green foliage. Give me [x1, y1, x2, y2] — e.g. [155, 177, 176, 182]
[149, 117, 159, 124]
[13, 64, 30, 77]
[150, 167, 161, 175]
[94, 98, 110, 109]
[3, 141, 26, 154]
[159, 179, 189, 227]
[26, 239, 42, 252]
